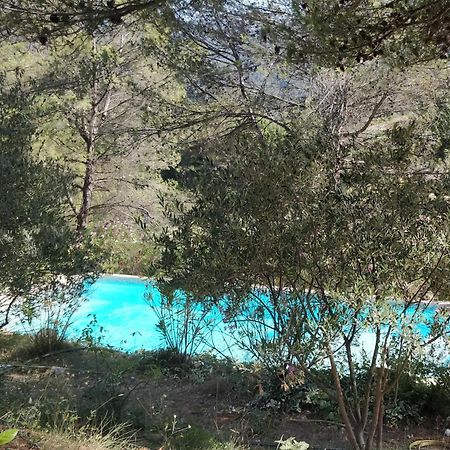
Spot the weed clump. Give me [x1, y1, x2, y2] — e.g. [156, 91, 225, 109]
[135, 348, 194, 376]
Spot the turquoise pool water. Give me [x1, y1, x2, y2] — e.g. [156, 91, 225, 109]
[12, 275, 448, 362]
[11, 275, 236, 355]
[71, 275, 164, 351]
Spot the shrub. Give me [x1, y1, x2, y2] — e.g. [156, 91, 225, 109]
[26, 327, 73, 359]
[17, 280, 86, 359]
[171, 425, 217, 450]
[384, 371, 450, 426]
[148, 290, 218, 358]
[135, 348, 194, 376]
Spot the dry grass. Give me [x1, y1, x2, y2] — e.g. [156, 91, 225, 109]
[36, 422, 138, 450]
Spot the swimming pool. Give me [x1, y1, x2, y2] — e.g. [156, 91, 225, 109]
[12, 275, 449, 363]
[70, 275, 236, 355]
[71, 275, 166, 351]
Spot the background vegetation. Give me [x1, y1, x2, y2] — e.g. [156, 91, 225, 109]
[0, 1, 449, 449]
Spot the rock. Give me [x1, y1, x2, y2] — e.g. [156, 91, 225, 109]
[50, 366, 66, 375]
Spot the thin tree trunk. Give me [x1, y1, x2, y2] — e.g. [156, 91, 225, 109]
[76, 36, 99, 235]
[327, 343, 361, 450]
[365, 368, 384, 450]
[76, 157, 95, 234]
[376, 398, 384, 450]
[344, 335, 365, 448]
[362, 327, 381, 429]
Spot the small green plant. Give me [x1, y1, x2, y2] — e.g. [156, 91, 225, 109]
[0, 429, 18, 446]
[243, 408, 277, 436]
[172, 425, 217, 450]
[132, 351, 164, 378]
[147, 290, 217, 358]
[133, 348, 194, 378]
[161, 415, 217, 450]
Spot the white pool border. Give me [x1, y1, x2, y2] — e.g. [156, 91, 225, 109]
[103, 273, 151, 281]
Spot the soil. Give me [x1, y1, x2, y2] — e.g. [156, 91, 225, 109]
[0, 344, 446, 450]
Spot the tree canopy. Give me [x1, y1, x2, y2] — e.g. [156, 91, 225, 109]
[282, 0, 450, 67]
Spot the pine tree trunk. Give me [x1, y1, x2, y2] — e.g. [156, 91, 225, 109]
[76, 156, 95, 234]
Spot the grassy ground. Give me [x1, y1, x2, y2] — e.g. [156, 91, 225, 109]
[0, 333, 446, 450]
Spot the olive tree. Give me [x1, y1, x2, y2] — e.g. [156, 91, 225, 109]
[153, 88, 450, 450]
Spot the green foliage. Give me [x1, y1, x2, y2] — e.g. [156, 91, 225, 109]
[134, 348, 193, 377]
[0, 79, 89, 292]
[17, 328, 73, 360]
[0, 0, 174, 45]
[384, 371, 450, 426]
[171, 425, 217, 450]
[156, 113, 450, 353]
[18, 282, 87, 358]
[0, 76, 97, 331]
[148, 289, 217, 357]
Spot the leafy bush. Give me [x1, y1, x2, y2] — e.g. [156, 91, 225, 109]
[148, 290, 218, 358]
[26, 327, 73, 358]
[254, 364, 450, 426]
[384, 370, 450, 426]
[16, 282, 84, 359]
